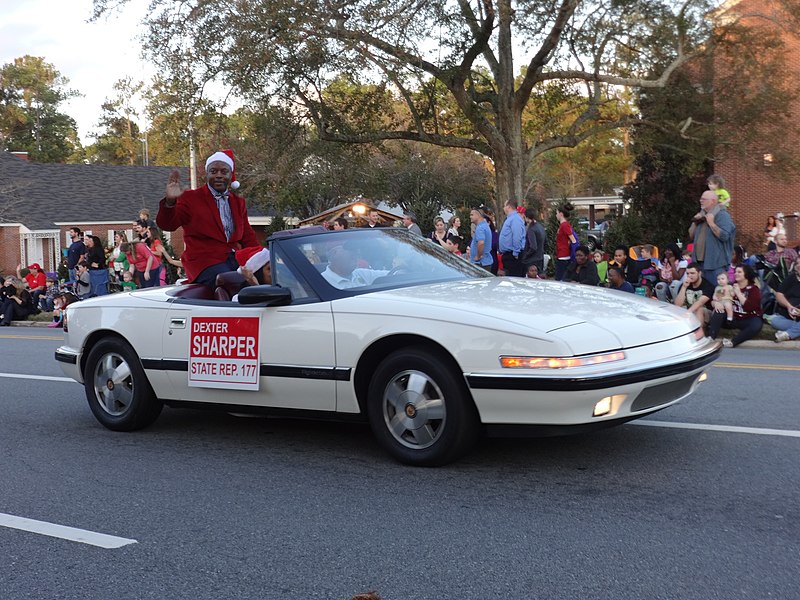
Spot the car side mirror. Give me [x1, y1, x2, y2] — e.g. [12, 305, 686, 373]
[237, 285, 292, 306]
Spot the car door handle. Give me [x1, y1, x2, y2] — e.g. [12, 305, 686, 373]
[170, 318, 187, 329]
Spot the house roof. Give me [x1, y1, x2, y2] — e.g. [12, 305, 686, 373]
[0, 152, 267, 230]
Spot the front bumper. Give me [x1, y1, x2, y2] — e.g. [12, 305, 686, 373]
[465, 340, 721, 426]
[55, 346, 83, 383]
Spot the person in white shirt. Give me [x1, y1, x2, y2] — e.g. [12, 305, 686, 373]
[320, 246, 389, 289]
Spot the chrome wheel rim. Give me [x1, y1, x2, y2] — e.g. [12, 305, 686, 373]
[382, 370, 446, 450]
[92, 352, 134, 416]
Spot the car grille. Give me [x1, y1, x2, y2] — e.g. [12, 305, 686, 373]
[630, 376, 697, 412]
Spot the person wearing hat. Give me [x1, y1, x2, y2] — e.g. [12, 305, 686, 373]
[157, 150, 258, 286]
[16, 262, 47, 308]
[230, 247, 271, 302]
[402, 211, 422, 236]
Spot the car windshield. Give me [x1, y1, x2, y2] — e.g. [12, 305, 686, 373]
[281, 228, 491, 293]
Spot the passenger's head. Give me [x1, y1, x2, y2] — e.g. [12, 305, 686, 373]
[328, 245, 357, 277]
[333, 217, 348, 231]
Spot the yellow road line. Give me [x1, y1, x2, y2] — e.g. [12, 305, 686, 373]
[0, 334, 64, 341]
[715, 362, 800, 372]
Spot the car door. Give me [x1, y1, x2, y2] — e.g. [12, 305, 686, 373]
[161, 248, 336, 411]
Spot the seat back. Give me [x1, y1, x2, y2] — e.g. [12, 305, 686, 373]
[214, 271, 246, 301]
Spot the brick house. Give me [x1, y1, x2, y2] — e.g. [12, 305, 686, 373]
[713, 0, 800, 247]
[0, 152, 274, 277]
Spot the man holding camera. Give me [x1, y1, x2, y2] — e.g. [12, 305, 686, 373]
[689, 190, 736, 284]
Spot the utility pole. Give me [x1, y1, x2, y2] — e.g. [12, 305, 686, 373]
[188, 120, 197, 189]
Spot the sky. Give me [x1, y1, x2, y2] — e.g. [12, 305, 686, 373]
[0, 0, 153, 144]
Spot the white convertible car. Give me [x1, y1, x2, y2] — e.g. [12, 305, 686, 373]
[56, 227, 720, 466]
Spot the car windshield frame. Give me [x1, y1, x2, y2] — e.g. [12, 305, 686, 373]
[273, 228, 492, 301]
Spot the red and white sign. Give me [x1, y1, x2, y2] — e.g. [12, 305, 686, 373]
[189, 316, 261, 390]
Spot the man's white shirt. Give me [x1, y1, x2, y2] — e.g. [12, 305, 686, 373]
[320, 267, 389, 289]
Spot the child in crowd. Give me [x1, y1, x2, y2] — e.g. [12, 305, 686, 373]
[75, 261, 91, 299]
[713, 272, 735, 321]
[593, 250, 608, 283]
[48, 292, 78, 328]
[638, 244, 661, 280]
[39, 277, 60, 312]
[525, 264, 543, 279]
[707, 174, 731, 208]
[120, 270, 137, 292]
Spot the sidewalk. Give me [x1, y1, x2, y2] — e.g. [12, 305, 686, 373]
[9, 320, 800, 349]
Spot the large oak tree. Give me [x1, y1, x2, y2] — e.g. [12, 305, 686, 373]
[93, 0, 800, 205]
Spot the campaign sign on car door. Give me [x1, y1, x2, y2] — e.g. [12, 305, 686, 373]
[189, 317, 260, 390]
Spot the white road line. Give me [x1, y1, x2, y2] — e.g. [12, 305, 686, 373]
[0, 372, 75, 383]
[631, 420, 800, 438]
[0, 513, 137, 549]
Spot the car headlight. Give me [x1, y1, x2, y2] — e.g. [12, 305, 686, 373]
[499, 351, 626, 369]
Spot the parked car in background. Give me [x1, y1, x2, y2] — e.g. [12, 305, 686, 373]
[583, 220, 612, 251]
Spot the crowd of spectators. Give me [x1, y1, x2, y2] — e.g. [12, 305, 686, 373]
[2, 213, 184, 326]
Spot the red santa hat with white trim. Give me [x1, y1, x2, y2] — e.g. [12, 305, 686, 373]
[205, 149, 240, 190]
[235, 246, 270, 274]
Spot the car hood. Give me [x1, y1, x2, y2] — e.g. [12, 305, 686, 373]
[345, 277, 697, 352]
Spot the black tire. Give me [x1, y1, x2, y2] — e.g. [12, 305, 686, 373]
[586, 237, 597, 252]
[83, 338, 163, 431]
[367, 347, 480, 466]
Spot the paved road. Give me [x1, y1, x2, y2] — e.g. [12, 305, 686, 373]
[0, 331, 797, 599]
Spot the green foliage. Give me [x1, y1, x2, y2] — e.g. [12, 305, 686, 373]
[604, 213, 646, 254]
[263, 215, 288, 239]
[0, 56, 82, 162]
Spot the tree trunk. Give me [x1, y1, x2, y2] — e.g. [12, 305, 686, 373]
[492, 110, 526, 207]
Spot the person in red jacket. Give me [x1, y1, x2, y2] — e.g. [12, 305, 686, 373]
[157, 150, 258, 286]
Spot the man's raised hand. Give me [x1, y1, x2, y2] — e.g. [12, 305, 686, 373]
[166, 169, 183, 201]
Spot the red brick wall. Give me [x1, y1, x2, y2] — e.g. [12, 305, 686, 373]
[714, 0, 800, 249]
[0, 226, 21, 276]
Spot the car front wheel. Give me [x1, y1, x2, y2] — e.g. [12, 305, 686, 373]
[367, 347, 479, 466]
[83, 338, 163, 431]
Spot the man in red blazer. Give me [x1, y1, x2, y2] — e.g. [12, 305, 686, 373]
[157, 151, 258, 286]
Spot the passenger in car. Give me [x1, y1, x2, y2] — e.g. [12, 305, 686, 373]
[237, 247, 272, 287]
[320, 246, 389, 289]
[221, 246, 273, 303]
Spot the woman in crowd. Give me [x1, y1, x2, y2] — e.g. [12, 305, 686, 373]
[707, 264, 763, 348]
[765, 215, 778, 250]
[120, 241, 158, 288]
[447, 215, 461, 238]
[727, 245, 746, 283]
[0, 276, 35, 326]
[654, 243, 687, 301]
[146, 225, 182, 285]
[430, 217, 448, 248]
[555, 202, 577, 282]
[84, 234, 109, 296]
[111, 231, 130, 285]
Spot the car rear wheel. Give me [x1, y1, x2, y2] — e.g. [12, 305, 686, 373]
[83, 338, 162, 431]
[367, 347, 479, 466]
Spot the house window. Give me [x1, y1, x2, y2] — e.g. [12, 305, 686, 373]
[763, 153, 774, 166]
